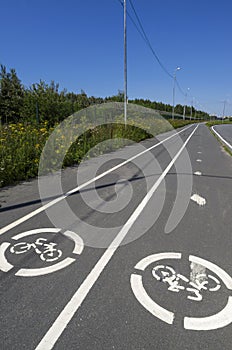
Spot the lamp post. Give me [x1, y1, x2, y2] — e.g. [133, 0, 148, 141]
[124, 0, 127, 127]
[183, 87, 190, 120]
[172, 67, 181, 120]
[190, 98, 193, 121]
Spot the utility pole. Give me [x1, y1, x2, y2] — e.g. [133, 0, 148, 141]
[190, 99, 193, 121]
[183, 88, 190, 120]
[124, 0, 127, 127]
[172, 67, 180, 120]
[222, 100, 226, 122]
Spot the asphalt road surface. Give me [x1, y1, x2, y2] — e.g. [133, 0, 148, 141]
[0, 123, 232, 350]
[212, 124, 232, 150]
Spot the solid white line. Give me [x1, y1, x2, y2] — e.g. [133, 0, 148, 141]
[35, 125, 198, 350]
[212, 125, 232, 150]
[0, 124, 194, 236]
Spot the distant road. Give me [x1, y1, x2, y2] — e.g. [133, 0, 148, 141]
[212, 124, 232, 149]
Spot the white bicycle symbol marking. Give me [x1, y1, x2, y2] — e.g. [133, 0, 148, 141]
[131, 252, 232, 331]
[152, 264, 221, 301]
[10, 237, 62, 262]
[0, 228, 84, 277]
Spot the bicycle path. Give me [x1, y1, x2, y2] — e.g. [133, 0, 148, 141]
[0, 124, 232, 349]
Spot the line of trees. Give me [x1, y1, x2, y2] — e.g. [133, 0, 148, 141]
[0, 65, 210, 125]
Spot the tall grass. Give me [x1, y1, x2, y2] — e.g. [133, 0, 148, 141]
[0, 117, 196, 188]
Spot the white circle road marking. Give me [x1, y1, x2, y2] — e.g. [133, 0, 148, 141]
[0, 228, 84, 277]
[131, 253, 232, 330]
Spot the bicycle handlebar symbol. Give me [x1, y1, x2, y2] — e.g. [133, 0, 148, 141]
[10, 238, 62, 262]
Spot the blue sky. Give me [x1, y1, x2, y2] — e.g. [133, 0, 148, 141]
[1, 0, 232, 116]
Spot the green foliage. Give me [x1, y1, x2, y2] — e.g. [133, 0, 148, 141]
[0, 65, 24, 123]
[0, 65, 211, 126]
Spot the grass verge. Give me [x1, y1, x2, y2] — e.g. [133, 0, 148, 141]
[0, 118, 198, 188]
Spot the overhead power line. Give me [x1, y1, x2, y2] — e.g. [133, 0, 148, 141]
[118, 1, 222, 116]
[128, 0, 173, 80]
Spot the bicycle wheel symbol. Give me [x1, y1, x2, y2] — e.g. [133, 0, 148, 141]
[0, 228, 84, 277]
[130, 252, 232, 331]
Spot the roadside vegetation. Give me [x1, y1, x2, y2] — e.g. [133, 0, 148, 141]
[0, 118, 197, 188]
[0, 65, 207, 187]
[206, 120, 232, 127]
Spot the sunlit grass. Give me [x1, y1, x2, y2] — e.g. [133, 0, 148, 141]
[0, 118, 197, 187]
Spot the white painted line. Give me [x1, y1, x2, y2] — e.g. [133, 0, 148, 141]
[197, 151, 202, 154]
[134, 252, 182, 271]
[194, 171, 202, 176]
[0, 243, 14, 272]
[196, 159, 202, 162]
[130, 274, 174, 324]
[63, 230, 84, 255]
[190, 194, 206, 206]
[12, 228, 60, 240]
[0, 124, 195, 236]
[212, 126, 232, 150]
[15, 258, 76, 277]
[184, 296, 232, 330]
[35, 125, 198, 350]
[189, 255, 232, 290]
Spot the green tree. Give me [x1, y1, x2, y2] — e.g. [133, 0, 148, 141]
[0, 65, 24, 123]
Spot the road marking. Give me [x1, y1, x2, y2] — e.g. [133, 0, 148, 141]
[131, 252, 232, 331]
[0, 228, 84, 277]
[189, 255, 232, 290]
[35, 125, 198, 350]
[212, 126, 232, 150]
[197, 151, 202, 154]
[15, 258, 76, 277]
[184, 297, 232, 330]
[196, 159, 202, 162]
[0, 243, 14, 272]
[130, 274, 174, 324]
[190, 194, 206, 206]
[194, 171, 202, 176]
[0, 124, 195, 236]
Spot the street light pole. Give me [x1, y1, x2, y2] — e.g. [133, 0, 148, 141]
[183, 87, 190, 120]
[190, 99, 193, 121]
[222, 100, 226, 122]
[124, 0, 127, 127]
[172, 67, 180, 120]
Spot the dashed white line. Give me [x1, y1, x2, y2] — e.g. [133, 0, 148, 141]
[190, 194, 206, 206]
[196, 159, 202, 163]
